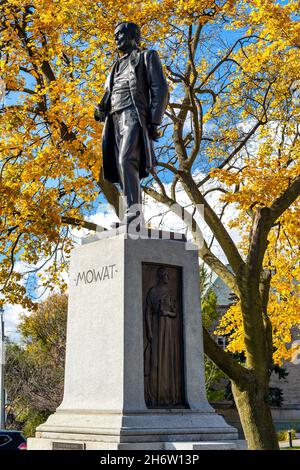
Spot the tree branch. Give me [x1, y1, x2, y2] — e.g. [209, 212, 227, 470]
[178, 170, 245, 275]
[142, 184, 240, 296]
[61, 217, 105, 232]
[247, 175, 300, 281]
[269, 175, 300, 224]
[202, 327, 251, 386]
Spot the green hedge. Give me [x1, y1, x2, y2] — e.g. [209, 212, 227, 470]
[277, 429, 296, 442]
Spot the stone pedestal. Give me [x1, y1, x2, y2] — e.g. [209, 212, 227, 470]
[28, 229, 238, 450]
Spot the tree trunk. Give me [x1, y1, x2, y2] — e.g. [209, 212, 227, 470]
[202, 326, 279, 450]
[231, 379, 279, 450]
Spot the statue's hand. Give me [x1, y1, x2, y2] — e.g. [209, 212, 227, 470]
[94, 104, 106, 122]
[94, 105, 100, 121]
[148, 123, 161, 142]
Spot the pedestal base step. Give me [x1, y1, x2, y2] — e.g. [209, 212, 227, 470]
[28, 437, 244, 450]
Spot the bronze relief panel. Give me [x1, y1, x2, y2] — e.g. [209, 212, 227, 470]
[142, 263, 186, 408]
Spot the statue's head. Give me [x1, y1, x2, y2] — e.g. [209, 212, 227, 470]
[114, 22, 141, 53]
[157, 267, 170, 285]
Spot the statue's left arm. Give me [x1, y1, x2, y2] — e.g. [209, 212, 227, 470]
[144, 50, 169, 126]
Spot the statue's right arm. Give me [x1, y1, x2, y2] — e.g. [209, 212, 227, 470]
[94, 90, 110, 122]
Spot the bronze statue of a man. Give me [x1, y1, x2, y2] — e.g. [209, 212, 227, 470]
[94, 22, 169, 225]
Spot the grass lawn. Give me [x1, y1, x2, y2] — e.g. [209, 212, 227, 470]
[281, 446, 300, 450]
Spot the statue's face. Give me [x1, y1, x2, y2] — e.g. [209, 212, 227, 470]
[158, 270, 169, 285]
[114, 24, 136, 52]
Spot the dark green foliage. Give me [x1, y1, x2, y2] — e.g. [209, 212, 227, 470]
[225, 361, 288, 408]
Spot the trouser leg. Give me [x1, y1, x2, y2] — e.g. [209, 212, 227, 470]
[113, 106, 143, 222]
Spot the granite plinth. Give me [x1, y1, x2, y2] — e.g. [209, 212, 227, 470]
[28, 231, 238, 450]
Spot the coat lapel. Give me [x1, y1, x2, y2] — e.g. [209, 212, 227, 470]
[107, 49, 140, 92]
[129, 48, 141, 69]
[107, 61, 118, 92]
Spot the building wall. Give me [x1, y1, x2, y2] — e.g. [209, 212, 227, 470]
[270, 362, 300, 407]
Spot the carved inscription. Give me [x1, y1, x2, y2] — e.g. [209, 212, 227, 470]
[74, 264, 118, 286]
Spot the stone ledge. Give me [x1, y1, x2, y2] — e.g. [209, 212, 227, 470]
[28, 437, 243, 450]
